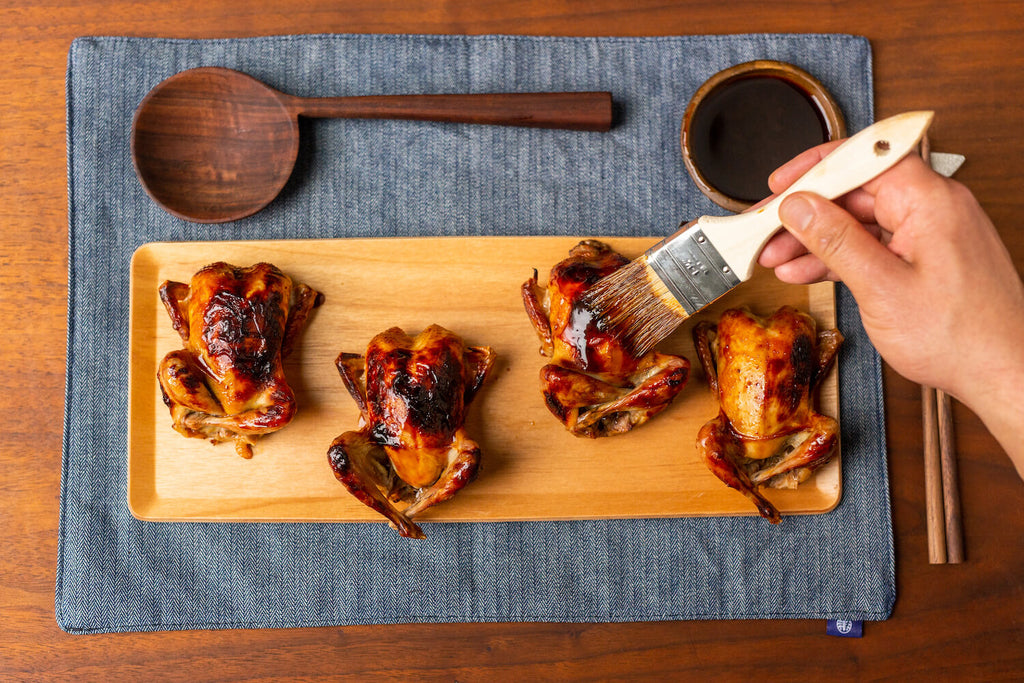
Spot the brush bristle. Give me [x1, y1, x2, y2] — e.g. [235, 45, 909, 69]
[581, 255, 688, 356]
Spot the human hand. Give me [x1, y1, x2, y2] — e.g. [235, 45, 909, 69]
[758, 143, 1024, 474]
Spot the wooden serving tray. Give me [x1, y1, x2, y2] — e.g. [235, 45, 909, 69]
[128, 237, 840, 524]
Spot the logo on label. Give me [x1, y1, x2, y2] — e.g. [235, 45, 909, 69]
[827, 618, 863, 637]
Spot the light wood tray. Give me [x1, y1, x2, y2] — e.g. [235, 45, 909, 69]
[128, 237, 840, 524]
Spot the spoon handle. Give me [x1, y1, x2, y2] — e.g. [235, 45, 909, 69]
[287, 92, 613, 131]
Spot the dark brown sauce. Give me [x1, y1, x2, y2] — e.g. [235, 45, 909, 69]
[689, 75, 829, 203]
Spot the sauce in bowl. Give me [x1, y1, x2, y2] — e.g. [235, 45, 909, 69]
[682, 61, 846, 212]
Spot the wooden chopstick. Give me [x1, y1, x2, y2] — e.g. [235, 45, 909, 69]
[936, 390, 965, 563]
[922, 386, 965, 564]
[922, 385, 947, 564]
[917, 137, 965, 564]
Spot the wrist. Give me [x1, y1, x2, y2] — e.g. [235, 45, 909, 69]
[952, 348, 1024, 476]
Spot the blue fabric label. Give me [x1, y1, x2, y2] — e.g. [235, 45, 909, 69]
[827, 619, 863, 637]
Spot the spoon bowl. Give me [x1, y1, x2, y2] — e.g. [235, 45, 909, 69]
[131, 67, 613, 223]
[132, 68, 300, 223]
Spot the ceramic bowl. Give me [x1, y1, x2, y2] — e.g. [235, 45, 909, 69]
[681, 60, 846, 212]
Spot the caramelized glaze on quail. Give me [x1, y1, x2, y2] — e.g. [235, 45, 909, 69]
[328, 325, 495, 539]
[157, 262, 321, 458]
[522, 240, 690, 437]
[693, 306, 842, 522]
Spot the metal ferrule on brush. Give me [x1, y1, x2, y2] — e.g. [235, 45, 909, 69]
[645, 220, 741, 316]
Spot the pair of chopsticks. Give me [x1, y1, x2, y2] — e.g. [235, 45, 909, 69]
[917, 138, 964, 564]
[921, 386, 964, 563]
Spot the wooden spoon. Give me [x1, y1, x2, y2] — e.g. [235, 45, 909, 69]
[131, 67, 614, 223]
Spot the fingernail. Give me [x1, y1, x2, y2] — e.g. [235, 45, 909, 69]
[780, 195, 814, 232]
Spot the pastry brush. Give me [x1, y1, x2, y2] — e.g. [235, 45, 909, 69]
[582, 110, 935, 356]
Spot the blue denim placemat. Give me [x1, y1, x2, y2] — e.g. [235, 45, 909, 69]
[58, 34, 891, 633]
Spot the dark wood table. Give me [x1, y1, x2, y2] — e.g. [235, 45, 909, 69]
[3, 2, 1022, 679]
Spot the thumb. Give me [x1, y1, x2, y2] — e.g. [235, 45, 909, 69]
[778, 191, 909, 294]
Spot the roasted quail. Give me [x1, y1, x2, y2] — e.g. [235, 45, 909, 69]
[693, 306, 842, 522]
[522, 240, 690, 437]
[157, 262, 321, 458]
[328, 325, 495, 539]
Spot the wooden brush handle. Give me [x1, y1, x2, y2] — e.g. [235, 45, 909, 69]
[288, 91, 614, 131]
[696, 111, 934, 280]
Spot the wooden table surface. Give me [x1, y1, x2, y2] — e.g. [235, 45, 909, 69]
[3, 1, 1022, 680]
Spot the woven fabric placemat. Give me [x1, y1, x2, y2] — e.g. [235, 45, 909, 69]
[58, 33, 891, 633]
